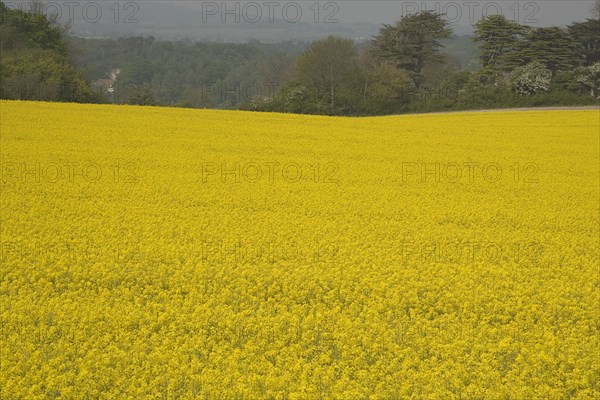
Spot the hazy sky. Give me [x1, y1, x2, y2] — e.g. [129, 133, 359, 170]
[171, 0, 596, 26]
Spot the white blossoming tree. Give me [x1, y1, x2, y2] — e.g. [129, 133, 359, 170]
[510, 61, 552, 96]
[576, 62, 600, 98]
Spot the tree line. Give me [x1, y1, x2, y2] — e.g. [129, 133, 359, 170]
[1, 0, 598, 115]
[246, 10, 599, 115]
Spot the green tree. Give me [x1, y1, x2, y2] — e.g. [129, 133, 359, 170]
[568, 19, 600, 66]
[1, 48, 91, 101]
[0, 1, 92, 102]
[473, 15, 527, 74]
[0, 1, 65, 55]
[295, 35, 360, 115]
[520, 27, 577, 77]
[365, 62, 413, 114]
[372, 12, 452, 88]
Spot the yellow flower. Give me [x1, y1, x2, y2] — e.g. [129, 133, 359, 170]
[1, 100, 598, 398]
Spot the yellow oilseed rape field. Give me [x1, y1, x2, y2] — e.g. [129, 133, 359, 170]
[1, 100, 599, 399]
